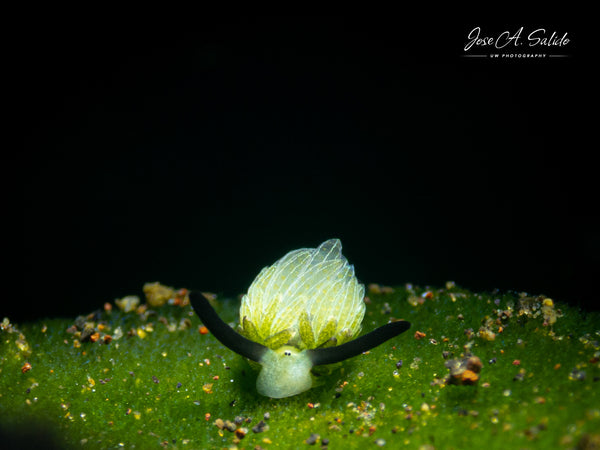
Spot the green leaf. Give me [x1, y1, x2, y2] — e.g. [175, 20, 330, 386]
[1, 285, 599, 449]
[299, 311, 315, 349]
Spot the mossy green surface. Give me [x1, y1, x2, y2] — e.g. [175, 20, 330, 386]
[1, 284, 599, 449]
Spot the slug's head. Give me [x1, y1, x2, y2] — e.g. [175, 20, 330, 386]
[189, 239, 411, 398]
[257, 346, 313, 398]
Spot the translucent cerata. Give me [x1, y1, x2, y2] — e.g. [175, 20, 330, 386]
[238, 239, 366, 351]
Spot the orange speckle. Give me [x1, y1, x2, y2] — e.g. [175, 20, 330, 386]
[21, 362, 32, 373]
[368, 425, 377, 436]
[205, 413, 211, 421]
[199, 326, 209, 335]
[554, 363, 561, 370]
[423, 291, 434, 299]
[89, 332, 100, 343]
[307, 403, 315, 408]
[103, 335, 113, 344]
[414, 331, 426, 340]
[104, 302, 112, 312]
[461, 370, 479, 384]
[212, 375, 219, 380]
[204, 358, 211, 365]
[512, 360, 521, 366]
[498, 326, 503, 333]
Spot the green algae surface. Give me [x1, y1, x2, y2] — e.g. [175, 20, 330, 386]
[1, 284, 599, 449]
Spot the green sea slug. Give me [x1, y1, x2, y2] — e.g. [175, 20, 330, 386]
[190, 239, 411, 398]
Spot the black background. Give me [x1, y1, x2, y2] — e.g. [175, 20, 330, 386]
[7, 17, 596, 322]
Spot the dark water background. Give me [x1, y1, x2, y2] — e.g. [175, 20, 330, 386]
[8, 18, 595, 322]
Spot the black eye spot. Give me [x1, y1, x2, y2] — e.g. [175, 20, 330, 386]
[284, 351, 291, 356]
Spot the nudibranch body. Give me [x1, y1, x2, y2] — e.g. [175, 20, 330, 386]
[190, 239, 411, 398]
[239, 239, 366, 351]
